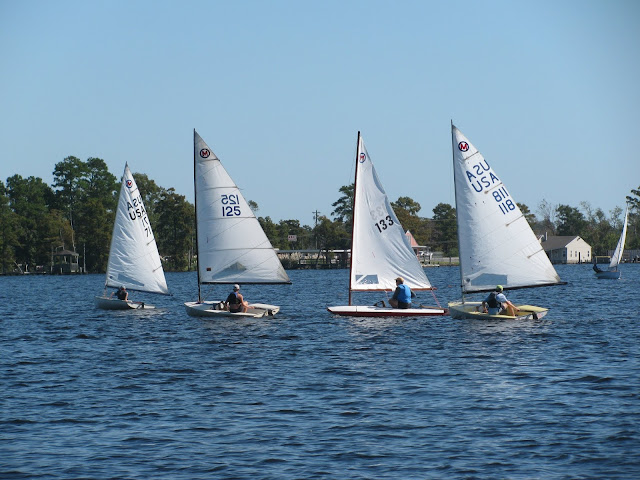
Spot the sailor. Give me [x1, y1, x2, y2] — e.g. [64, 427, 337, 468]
[389, 277, 415, 309]
[482, 285, 518, 316]
[224, 284, 249, 313]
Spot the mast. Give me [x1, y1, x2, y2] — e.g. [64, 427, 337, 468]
[451, 121, 466, 303]
[193, 129, 202, 303]
[347, 131, 360, 306]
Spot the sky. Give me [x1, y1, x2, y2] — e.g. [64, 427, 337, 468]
[1, 0, 639, 226]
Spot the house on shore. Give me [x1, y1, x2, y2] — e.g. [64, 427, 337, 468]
[541, 235, 592, 264]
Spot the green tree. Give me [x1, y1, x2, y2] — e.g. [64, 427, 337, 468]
[258, 216, 279, 248]
[432, 203, 457, 256]
[391, 196, 422, 240]
[155, 188, 194, 271]
[52, 156, 89, 232]
[6, 175, 65, 270]
[331, 183, 354, 224]
[75, 197, 114, 272]
[0, 180, 19, 274]
[555, 204, 587, 236]
[517, 203, 537, 227]
[626, 186, 640, 249]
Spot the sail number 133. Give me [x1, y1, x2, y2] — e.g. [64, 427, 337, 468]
[374, 215, 394, 232]
[221, 194, 241, 216]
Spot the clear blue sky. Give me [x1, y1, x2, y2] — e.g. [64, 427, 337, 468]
[1, 0, 638, 225]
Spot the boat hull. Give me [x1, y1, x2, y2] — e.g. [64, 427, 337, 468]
[595, 270, 621, 279]
[448, 301, 547, 320]
[327, 305, 448, 317]
[94, 296, 155, 310]
[184, 301, 280, 318]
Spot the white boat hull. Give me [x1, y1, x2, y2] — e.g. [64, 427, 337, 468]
[327, 305, 448, 317]
[94, 296, 155, 310]
[595, 270, 621, 279]
[448, 301, 547, 320]
[184, 301, 280, 318]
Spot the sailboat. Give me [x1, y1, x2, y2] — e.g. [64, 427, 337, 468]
[448, 124, 565, 320]
[593, 204, 629, 279]
[95, 163, 169, 309]
[184, 130, 291, 318]
[327, 132, 447, 317]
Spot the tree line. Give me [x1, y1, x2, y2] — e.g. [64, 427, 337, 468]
[1, 156, 638, 273]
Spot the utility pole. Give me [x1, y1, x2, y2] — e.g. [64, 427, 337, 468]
[312, 210, 320, 249]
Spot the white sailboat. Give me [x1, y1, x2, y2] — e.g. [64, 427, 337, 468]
[95, 163, 169, 309]
[593, 204, 629, 279]
[448, 124, 565, 320]
[327, 132, 447, 317]
[184, 130, 291, 318]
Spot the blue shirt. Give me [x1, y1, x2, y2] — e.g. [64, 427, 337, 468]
[484, 292, 507, 315]
[393, 284, 412, 304]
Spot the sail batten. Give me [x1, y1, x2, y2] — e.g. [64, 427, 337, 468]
[105, 164, 169, 295]
[194, 131, 291, 286]
[452, 125, 563, 294]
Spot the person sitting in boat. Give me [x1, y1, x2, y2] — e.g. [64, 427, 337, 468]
[482, 285, 518, 316]
[111, 286, 128, 301]
[389, 277, 415, 309]
[224, 284, 249, 313]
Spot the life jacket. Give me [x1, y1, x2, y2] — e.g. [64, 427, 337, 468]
[226, 291, 240, 305]
[487, 292, 502, 309]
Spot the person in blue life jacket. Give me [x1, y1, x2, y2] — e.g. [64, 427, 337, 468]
[224, 284, 249, 313]
[482, 285, 519, 316]
[110, 285, 129, 301]
[389, 277, 416, 309]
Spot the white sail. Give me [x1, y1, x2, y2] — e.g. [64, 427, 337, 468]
[105, 164, 169, 295]
[452, 125, 562, 293]
[350, 134, 433, 292]
[608, 205, 629, 270]
[194, 131, 290, 285]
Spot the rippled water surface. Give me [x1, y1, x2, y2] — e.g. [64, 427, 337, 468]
[2, 265, 639, 479]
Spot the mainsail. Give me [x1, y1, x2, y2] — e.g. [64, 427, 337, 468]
[350, 133, 433, 293]
[194, 130, 290, 287]
[608, 204, 629, 271]
[452, 125, 562, 294]
[105, 164, 169, 294]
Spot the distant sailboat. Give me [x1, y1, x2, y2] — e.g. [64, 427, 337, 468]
[593, 204, 629, 279]
[327, 132, 447, 317]
[448, 124, 565, 320]
[95, 163, 169, 309]
[184, 130, 291, 318]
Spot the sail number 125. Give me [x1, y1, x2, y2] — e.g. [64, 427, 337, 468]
[221, 194, 241, 217]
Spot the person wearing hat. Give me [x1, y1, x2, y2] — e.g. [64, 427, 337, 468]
[110, 285, 129, 301]
[224, 284, 249, 313]
[482, 285, 519, 316]
[389, 276, 415, 309]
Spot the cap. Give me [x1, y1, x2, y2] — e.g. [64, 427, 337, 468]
[496, 285, 503, 292]
[233, 284, 240, 290]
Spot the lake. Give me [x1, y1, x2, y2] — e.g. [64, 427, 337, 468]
[1, 264, 639, 479]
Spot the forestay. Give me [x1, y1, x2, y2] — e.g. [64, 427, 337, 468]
[105, 164, 169, 294]
[350, 135, 433, 292]
[194, 131, 290, 285]
[608, 204, 629, 270]
[452, 125, 562, 293]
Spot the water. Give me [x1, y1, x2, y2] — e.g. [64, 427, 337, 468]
[1, 265, 639, 479]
